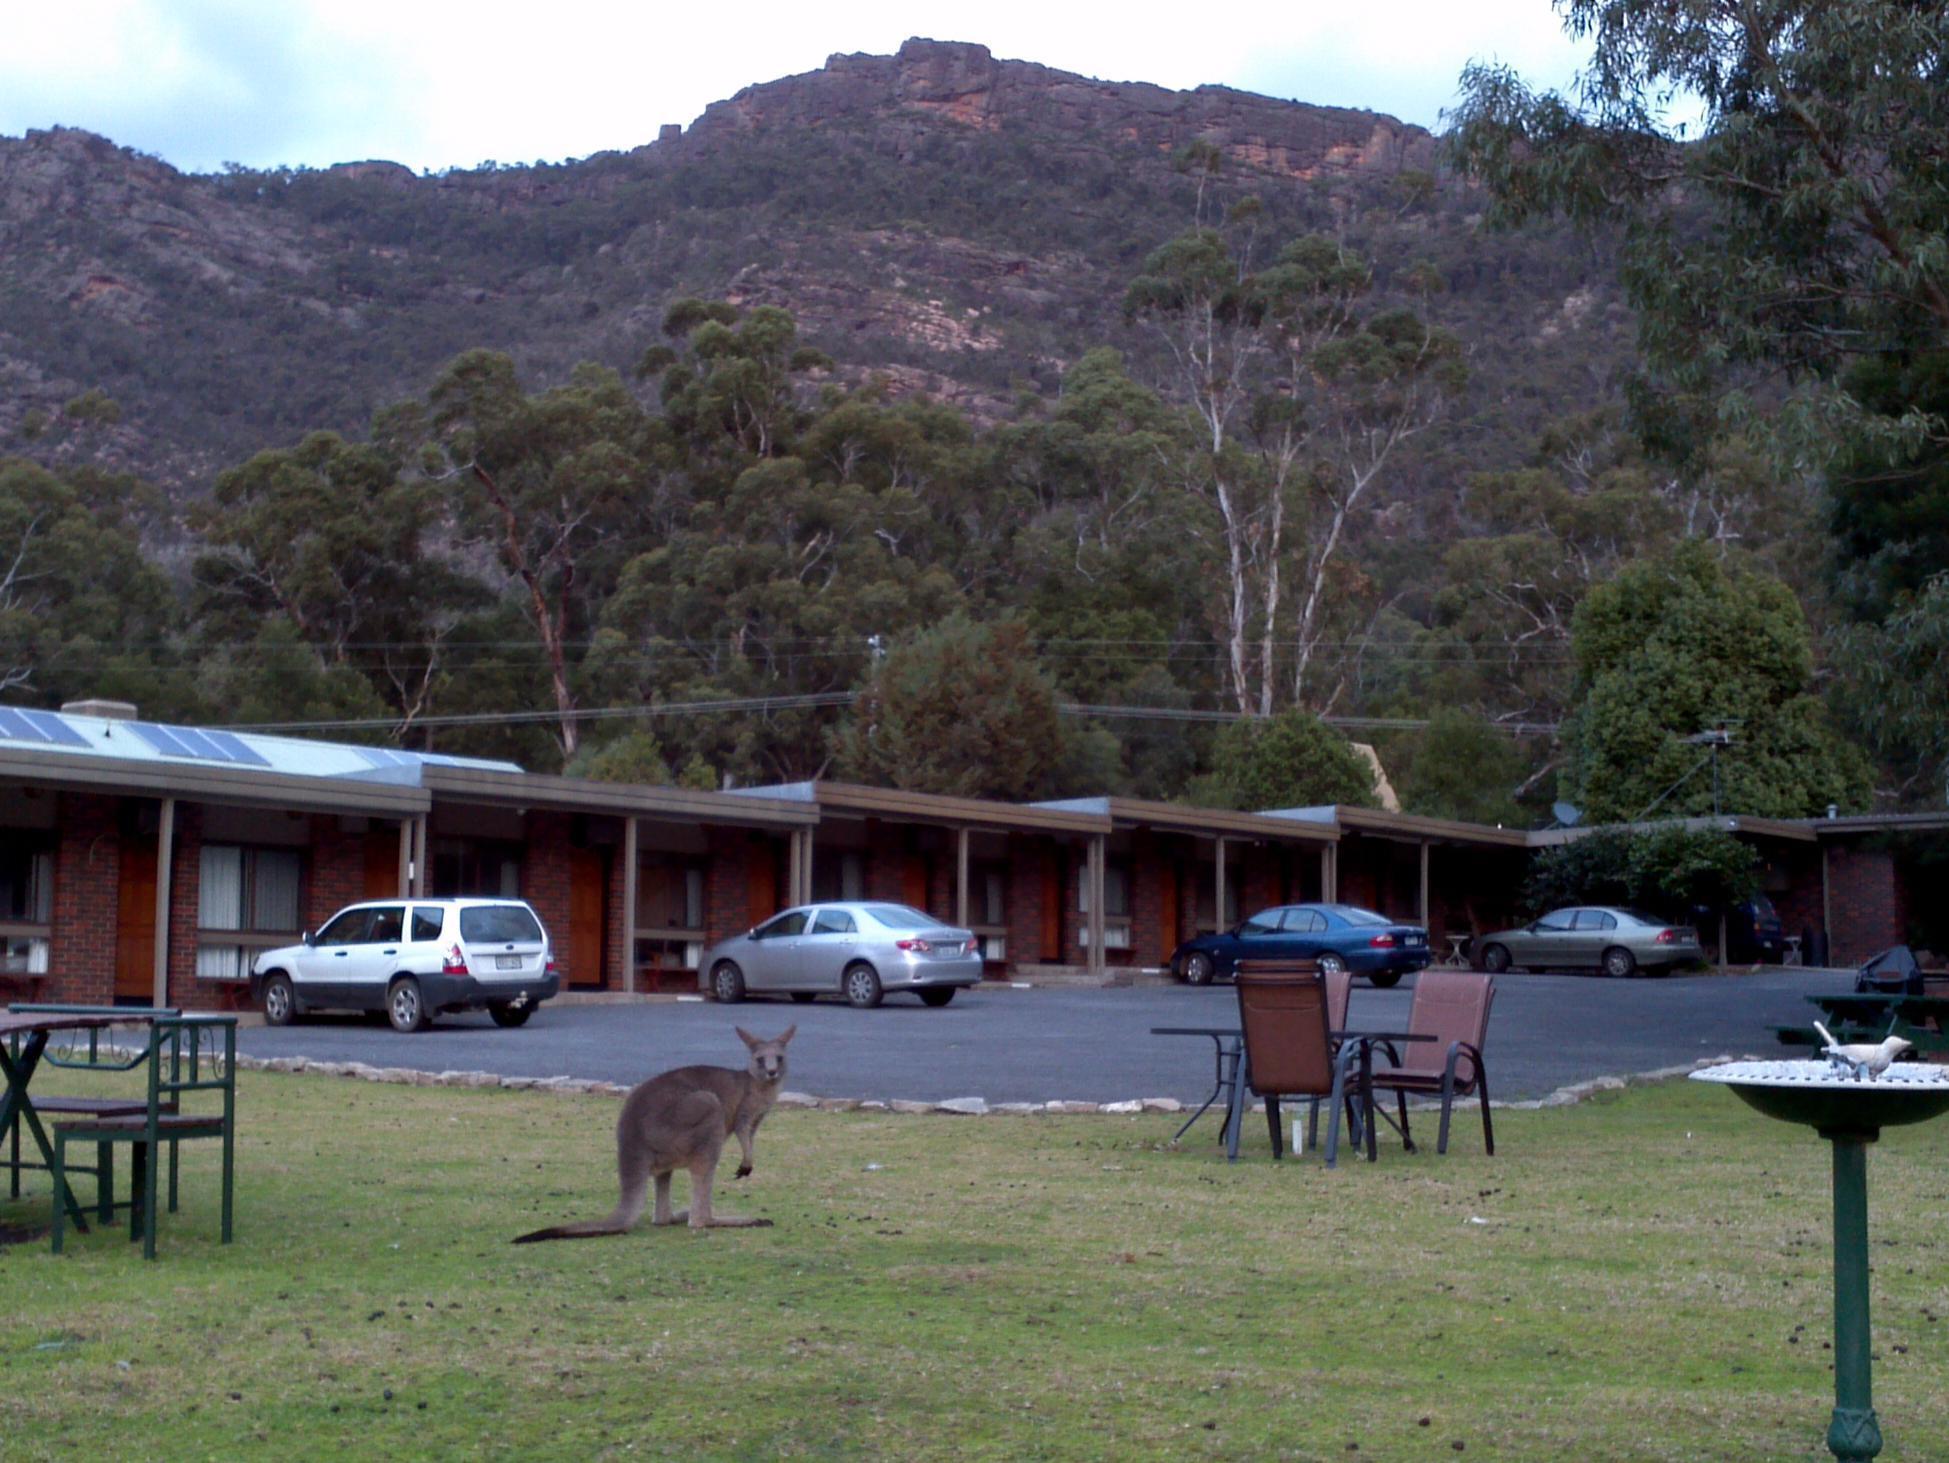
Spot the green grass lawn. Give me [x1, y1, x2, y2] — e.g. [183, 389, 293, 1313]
[1, 1069, 1945, 1461]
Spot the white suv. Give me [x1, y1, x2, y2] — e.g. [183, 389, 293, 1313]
[250, 898, 560, 1032]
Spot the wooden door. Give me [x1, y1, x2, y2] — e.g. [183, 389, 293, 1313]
[568, 845, 607, 990]
[364, 830, 400, 899]
[902, 854, 928, 913]
[746, 840, 778, 927]
[115, 837, 158, 1002]
[1158, 862, 1180, 962]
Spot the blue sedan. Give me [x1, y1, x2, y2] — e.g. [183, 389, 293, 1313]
[1171, 903, 1432, 988]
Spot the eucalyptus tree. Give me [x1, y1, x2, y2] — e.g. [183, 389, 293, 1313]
[1125, 221, 1461, 716]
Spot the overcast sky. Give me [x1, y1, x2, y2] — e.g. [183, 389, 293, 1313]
[2, 1, 1591, 175]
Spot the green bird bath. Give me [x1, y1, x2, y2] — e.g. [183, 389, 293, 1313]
[1691, 1059, 1949, 1459]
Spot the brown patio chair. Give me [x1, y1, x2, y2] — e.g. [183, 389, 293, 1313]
[1230, 962, 1365, 1167]
[1367, 970, 1495, 1156]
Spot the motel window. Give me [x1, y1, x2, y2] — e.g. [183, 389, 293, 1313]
[1077, 862, 1133, 951]
[0, 841, 54, 976]
[634, 857, 708, 979]
[196, 844, 303, 981]
[811, 852, 865, 905]
[434, 839, 522, 899]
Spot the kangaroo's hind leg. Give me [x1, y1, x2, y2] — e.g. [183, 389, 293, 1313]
[687, 1152, 772, 1230]
[651, 1170, 683, 1226]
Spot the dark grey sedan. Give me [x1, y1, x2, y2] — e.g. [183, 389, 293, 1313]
[701, 902, 984, 1008]
[1475, 906, 1704, 978]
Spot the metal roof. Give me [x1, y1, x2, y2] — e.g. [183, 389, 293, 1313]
[0, 707, 521, 784]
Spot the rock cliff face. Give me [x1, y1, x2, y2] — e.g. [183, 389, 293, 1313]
[0, 40, 1615, 492]
[691, 38, 1436, 181]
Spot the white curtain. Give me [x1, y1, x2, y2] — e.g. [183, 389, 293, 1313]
[196, 944, 246, 980]
[684, 867, 705, 930]
[199, 845, 243, 930]
[252, 850, 302, 931]
[26, 850, 52, 923]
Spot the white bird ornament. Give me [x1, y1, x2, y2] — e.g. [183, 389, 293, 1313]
[1812, 1022, 1914, 1081]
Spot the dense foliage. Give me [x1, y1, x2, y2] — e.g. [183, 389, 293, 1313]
[1523, 827, 1760, 921]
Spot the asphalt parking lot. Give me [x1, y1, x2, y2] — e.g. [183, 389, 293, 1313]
[236, 966, 1857, 1105]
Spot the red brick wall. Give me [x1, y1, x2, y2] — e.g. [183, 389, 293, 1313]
[1130, 834, 1175, 967]
[523, 811, 574, 980]
[41, 792, 119, 1005]
[163, 803, 202, 1009]
[1004, 837, 1047, 972]
[1825, 842, 1907, 967]
[305, 817, 368, 930]
[1239, 855, 1280, 922]
[607, 830, 629, 992]
[865, 824, 909, 904]
[705, 829, 772, 946]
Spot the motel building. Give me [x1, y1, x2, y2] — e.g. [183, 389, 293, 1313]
[0, 700, 1936, 1011]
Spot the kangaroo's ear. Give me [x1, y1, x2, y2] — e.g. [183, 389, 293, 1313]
[736, 1026, 758, 1049]
[777, 1024, 796, 1045]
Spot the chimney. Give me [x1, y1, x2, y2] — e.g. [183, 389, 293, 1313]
[60, 698, 138, 721]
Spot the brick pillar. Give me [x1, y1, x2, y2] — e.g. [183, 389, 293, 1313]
[1062, 854, 1084, 963]
[165, 803, 205, 1009]
[47, 793, 119, 1005]
[705, 828, 770, 946]
[866, 824, 908, 903]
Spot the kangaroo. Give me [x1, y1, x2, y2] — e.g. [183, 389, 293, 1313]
[513, 1026, 795, 1242]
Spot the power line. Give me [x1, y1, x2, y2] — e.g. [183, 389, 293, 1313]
[226, 695, 1559, 738]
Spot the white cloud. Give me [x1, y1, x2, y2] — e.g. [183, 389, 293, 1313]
[0, 0, 1591, 173]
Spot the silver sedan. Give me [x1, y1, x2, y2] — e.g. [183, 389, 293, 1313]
[701, 901, 985, 1008]
[1475, 906, 1705, 978]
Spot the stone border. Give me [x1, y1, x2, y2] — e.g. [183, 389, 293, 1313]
[219, 1050, 1760, 1118]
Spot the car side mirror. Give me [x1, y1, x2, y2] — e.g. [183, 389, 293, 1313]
[1526, 922, 1541, 934]
[302, 930, 316, 947]
[746, 929, 758, 941]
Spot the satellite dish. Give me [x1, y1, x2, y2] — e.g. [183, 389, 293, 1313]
[1552, 801, 1583, 827]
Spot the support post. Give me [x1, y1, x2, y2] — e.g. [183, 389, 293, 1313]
[1214, 836, 1228, 934]
[152, 797, 175, 1008]
[800, 829, 815, 905]
[397, 818, 412, 897]
[1826, 1134, 1882, 1460]
[1088, 834, 1106, 976]
[787, 829, 803, 913]
[1822, 844, 1833, 967]
[1418, 840, 1430, 926]
[956, 827, 970, 929]
[412, 815, 429, 897]
[621, 817, 639, 995]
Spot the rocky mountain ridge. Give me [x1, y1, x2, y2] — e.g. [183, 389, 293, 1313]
[0, 38, 1618, 493]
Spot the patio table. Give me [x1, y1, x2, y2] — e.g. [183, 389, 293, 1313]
[0, 1010, 133, 1232]
[1152, 1024, 1434, 1162]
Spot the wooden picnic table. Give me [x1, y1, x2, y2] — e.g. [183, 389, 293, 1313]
[1773, 993, 1949, 1056]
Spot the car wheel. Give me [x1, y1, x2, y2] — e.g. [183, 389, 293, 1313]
[261, 972, 297, 1027]
[711, 962, 746, 1004]
[387, 977, 429, 1033]
[1480, 943, 1512, 975]
[1317, 952, 1348, 977]
[789, 992, 817, 1005]
[1602, 946, 1638, 979]
[1182, 952, 1214, 985]
[1366, 969, 1401, 989]
[488, 1003, 532, 1028]
[843, 962, 884, 1009]
[918, 988, 955, 1008]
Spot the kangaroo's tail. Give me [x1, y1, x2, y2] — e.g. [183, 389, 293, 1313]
[513, 1217, 631, 1244]
[513, 1163, 651, 1245]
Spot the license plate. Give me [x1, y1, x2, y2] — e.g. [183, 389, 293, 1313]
[495, 955, 521, 970]
[1406, 934, 1424, 945]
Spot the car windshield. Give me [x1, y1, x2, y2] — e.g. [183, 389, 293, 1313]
[1326, 905, 1390, 926]
[459, 905, 542, 944]
[860, 904, 938, 930]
